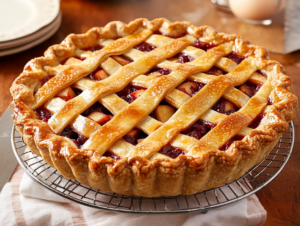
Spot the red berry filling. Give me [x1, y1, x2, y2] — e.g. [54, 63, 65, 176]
[72, 88, 83, 96]
[103, 151, 120, 161]
[134, 42, 156, 52]
[83, 46, 102, 52]
[159, 145, 185, 159]
[220, 135, 244, 151]
[60, 126, 88, 147]
[238, 83, 263, 97]
[225, 52, 245, 64]
[178, 82, 205, 97]
[88, 67, 104, 81]
[35, 107, 52, 122]
[193, 40, 216, 51]
[74, 56, 86, 61]
[212, 98, 238, 115]
[248, 113, 266, 129]
[256, 70, 267, 77]
[122, 135, 137, 145]
[148, 66, 172, 75]
[81, 102, 110, 117]
[206, 66, 226, 76]
[181, 120, 217, 140]
[118, 85, 146, 103]
[40, 76, 54, 86]
[267, 97, 272, 105]
[177, 53, 195, 63]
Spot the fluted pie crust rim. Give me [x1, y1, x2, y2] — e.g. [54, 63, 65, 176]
[10, 18, 297, 197]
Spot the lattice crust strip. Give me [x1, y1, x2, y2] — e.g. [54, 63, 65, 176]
[10, 18, 297, 197]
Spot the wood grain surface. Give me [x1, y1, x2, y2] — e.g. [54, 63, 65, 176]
[0, 0, 299, 225]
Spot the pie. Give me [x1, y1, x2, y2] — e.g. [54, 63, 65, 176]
[10, 18, 297, 197]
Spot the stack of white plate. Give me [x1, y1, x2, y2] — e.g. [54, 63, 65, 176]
[0, 0, 61, 57]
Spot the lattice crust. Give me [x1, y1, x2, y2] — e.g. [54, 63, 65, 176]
[10, 18, 297, 197]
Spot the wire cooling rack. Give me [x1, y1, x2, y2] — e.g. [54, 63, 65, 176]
[11, 122, 294, 213]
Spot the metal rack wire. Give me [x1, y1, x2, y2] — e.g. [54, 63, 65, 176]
[11, 122, 294, 213]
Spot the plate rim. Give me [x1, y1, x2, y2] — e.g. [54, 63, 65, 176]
[0, 12, 61, 57]
[0, 0, 60, 42]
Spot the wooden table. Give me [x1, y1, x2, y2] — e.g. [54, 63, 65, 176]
[0, 0, 299, 225]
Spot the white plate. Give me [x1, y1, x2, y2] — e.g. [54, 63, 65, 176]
[0, 12, 61, 57]
[0, 0, 60, 42]
[0, 12, 61, 50]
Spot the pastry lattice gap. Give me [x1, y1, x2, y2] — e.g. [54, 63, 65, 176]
[34, 32, 270, 160]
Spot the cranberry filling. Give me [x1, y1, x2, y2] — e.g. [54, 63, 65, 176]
[177, 53, 195, 63]
[148, 66, 172, 75]
[181, 120, 217, 140]
[72, 88, 83, 96]
[178, 82, 205, 97]
[211, 98, 237, 115]
[88, 67, 103, 81]
[103, 151, 120, 160]
[267, 97, 272, 105]
[118, 85, 146, 103]
[35, 107, 52, 123]
[225, 52, 245, 64]
[40, 76, 54, 86]
[220, 135, 244, 151]
[159, 145, 185, 159]
[193, 40, 216, 51]
[60, 126, 88, 147]
[83, 46, 102, 52]
[81, 102, 110, 117]
[238, 82, 263, 97]
[206, 66, 226, 76]
[157, 68, 171, 75]
[248, 113, 266, 129]
[256, 70, 267, 77]
[134, 42, 156, 52]
[75, 56, 86, 61]
[122, 134, 137, 145]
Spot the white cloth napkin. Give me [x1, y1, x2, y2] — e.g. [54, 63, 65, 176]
[0, 166, 266, 226]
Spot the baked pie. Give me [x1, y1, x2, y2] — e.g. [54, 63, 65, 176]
[10, 18, 297, 197]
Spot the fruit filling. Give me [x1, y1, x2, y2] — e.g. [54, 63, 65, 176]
[81, 102, 111, 117]
[89, 67, 109, 81]
[122, 128, 141, 145]
[206, 66, 226, 76]
[134, 42, 156, 52]
[159, 145, 185, 159]
[56, 87, 76, 101]
[181, 120, 217, 140]
[35, 107, 52, 123]
[103, 151, 120, 161]
[212, 98, 238, 115]
[193, 40, 216, 51]
[177, 53, 195, 63]
[220, 135, 244, 151]
[177, 81, 205, 97]
[148, 67, 172, 75]
[238, 83, 263, 97]
[60, 127, 88, 148]
[248, 113, 266, 129]
[118, 85, 146, 103]
[74, 56, 86, 61]
[225, 52, 245, 64]
[83, 46, 102, 52]
[111, 55, 132, 65]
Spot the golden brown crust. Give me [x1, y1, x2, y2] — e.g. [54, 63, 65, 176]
[10, 18, 297, 197]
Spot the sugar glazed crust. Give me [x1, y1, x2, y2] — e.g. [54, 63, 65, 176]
[10, 18, 297, 197]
